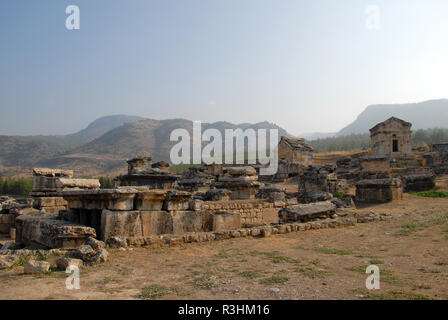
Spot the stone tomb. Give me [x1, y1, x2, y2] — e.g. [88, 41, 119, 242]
[278, 201, 336, 223]
[115, 155, 179, 189]
[212, 166, 263, 200]
[31, 168, 100, 213]
[355, 178, 403, 203]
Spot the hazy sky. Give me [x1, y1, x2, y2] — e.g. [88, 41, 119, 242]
[1, 0, 447, 136]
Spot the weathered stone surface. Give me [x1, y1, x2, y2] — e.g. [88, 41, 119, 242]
[330, 198, 344, 208]
[135, 190, 166, 211]
[401, 174, 436, 192]
[163, 191, 192, 211]
[0, 255, 18, 269]
[355, 178, 402, 203]
[101, 209, 207, 239]
[56, 257, 83, 270]
[106, 236, 127, 248]
[306, 190, 333, 202]
[204, 189, 232, 201]
[72, 244, 94, 260]
[278, 136, 314, 165]
[256, 186, 286, 202]
[115, 156, 179, 189]
[33, 168, 73, 178]
[15, 211, 96, 249]
[188, 199, 204, 211]
[102, 210, 167, 239]
[24, 260, 50, 274]
[33, 197, 68, 208]
[0, 214, 15, 234]
[370, 117, 412, 159]
[227, 166, 257, 176]
[279, 201, 336, 222]
[85, 236, 105, 250]
[56, 178, 101, 190]
[91, 249, 108, 263]
[211, 212, 241, 231]
[171, 211, 205, 234]
[62, 189, 137, 211]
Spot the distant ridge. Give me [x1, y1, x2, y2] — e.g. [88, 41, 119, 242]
[0, 116, 290, 176]
[337, 99, 448, 136]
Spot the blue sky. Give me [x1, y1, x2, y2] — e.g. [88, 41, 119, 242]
[1, 0, 447, 136]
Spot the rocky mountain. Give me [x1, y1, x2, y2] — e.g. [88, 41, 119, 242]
[0, 116, 290, 177]
[39, 119, 290, 176]
[337, 99, 448, 136]
[63, 114, 146, 146]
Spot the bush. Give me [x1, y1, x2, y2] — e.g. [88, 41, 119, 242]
[98, 176, 115, 189]
[0, 176, 33, 196]
[409, 190, 448, 198]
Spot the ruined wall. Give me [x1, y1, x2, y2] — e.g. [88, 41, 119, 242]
[201, 200, 279, 226]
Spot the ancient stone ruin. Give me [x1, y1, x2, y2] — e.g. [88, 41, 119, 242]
[370, 117, 413, 160]
[1, 117, 446, 271]
[115, 155, 179, 189]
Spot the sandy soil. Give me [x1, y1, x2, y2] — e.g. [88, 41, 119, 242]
[1, 186, 448, 300]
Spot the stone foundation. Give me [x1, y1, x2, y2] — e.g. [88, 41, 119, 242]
[122, 212, 392, 247]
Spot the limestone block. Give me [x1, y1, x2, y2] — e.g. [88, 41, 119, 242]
[101, 210, 175, 239]
[0, 255, 19, 270]
[33, 197, 68, 208]
[402, 174, 435, 192]
[15, 212, 96, 249]
[33, 168, 73, 178]
[227, 166, 257, 176]
[171, 211, 205, 234]
[56, 257, 83, 270]
[24, 260, 50, 274]
[211, 212, 241, 231]
[56, 178, 100, 190]
[135, 190, 166, 211]
[279, 201, 336, 223]
[355, 178, 403, 203]
[163, 191, 192, 211]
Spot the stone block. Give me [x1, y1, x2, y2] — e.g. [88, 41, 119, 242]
[279, 201, 336, 222]
[211, 212, 241, 231]
[355, 178, 402, 203]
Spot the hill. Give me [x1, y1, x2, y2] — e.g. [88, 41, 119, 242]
[337, 99, 448, 136]
[0, 116, 290, 177]
[63, 114, 146, 146]
[39, 119, 290, 176]
[0, 115, 146, 176]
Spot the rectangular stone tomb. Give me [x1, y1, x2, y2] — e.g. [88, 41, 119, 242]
[279, 201, 336, 222]
[15, 212, 96, 249]
[401, 174, 435, 192]
[355, 178, 402, 203]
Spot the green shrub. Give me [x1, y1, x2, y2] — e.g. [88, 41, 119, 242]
[409, 190, 448, 198]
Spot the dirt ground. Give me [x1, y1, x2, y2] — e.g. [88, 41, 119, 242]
[1, 181, 448, 300]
